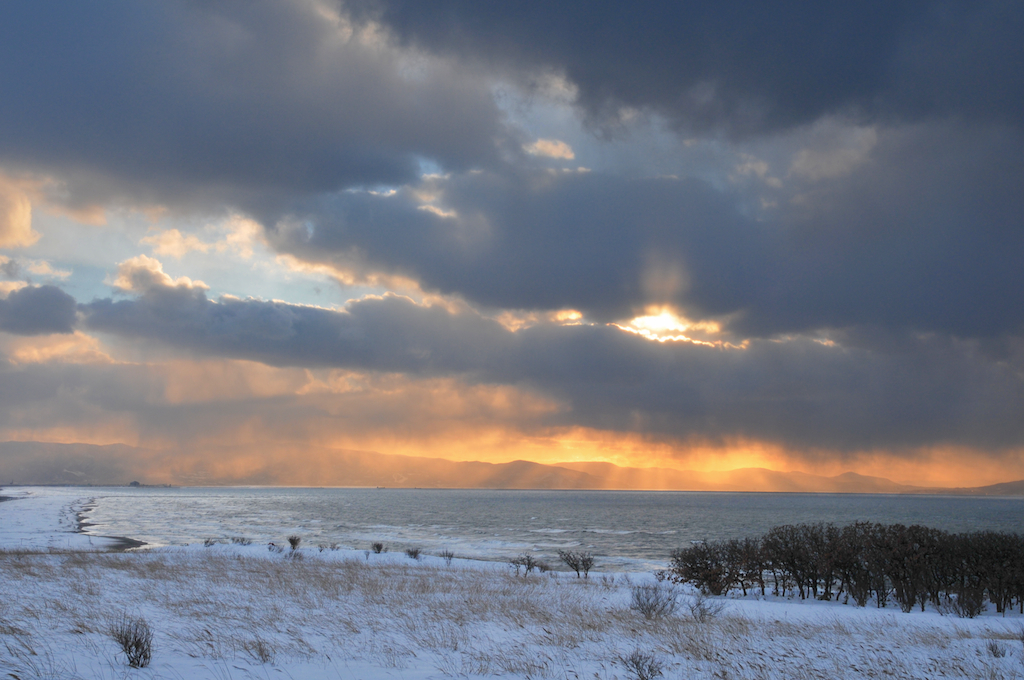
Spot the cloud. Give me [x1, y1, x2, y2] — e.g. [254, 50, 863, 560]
[353, 1, 1024, 135]
[265, 170, 767, 325]
[524, 139, 575, 160]
[0, 174, 39, 248]
[0, 1, 504, 210]
[140, 229, 211, 258]
[0, 285, 76, 335]
[73, 272, 1024, 455]
[84, 266, 513, 373]
[109, 255, 209, 294]
[0, 0, 1021, 484]
[264, 118, 1024, 340]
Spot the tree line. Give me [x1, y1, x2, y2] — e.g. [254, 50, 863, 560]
[662, 522, 1024, 617]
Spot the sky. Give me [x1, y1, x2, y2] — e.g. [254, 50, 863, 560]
[1, 1, 1022, 487]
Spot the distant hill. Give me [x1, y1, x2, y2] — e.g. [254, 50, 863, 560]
[550, 462, 917, 493]
[0, 441, 601, 489]
[1, 440, 1022, 495]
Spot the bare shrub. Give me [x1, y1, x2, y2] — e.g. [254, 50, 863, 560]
[439, 549, 455, 566]
[287, 535, 302, 551]
[630, 583, 677, 619]
[372, 542, 387, 554]
[948, 589, 986, 619]
[618, 649, 663, 680]
[510, 553, 541, 576]
[108, 613, 153, 668]
[686, 589, 727, 623]
[557, 550, 596, 578]
[986, 640, 1006, 658]
[242, 634, 276, 664]
[405, 547, 422, 560]
[229, 536, 252, 546]
[203, 538, 217, 547]
[317, 543, 328, 552]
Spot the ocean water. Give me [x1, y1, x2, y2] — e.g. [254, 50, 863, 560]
[73, 487, 1024, 572]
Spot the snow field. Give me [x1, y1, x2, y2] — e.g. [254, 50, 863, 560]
[2, 544, 1023, 680]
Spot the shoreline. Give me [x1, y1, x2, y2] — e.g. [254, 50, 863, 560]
[75, 498, 148, 551]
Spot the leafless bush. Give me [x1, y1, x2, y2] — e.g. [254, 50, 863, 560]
[630, 583, 677, 619]
[372, 542, 387, 554]
[405, 547, 422, 560]
[986, 640, 1006, 658]
[948, 589, 986, 619]
[203, 538, 217, 547]
[686, 589, 727, 623]
[230, 536, 252, 546]
[287, 535, 302, 550]
[510, 553, 541, 576]
[439, 549, 455, 566]
[108, 613, 153, 668]
[242, 634, 276, 664]
[317, 543, 328, 552]
[618, 649, 663, 680]
[558, 550, 596, 578]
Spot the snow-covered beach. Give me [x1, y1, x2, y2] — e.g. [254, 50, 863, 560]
[2, 488, 1023, 680]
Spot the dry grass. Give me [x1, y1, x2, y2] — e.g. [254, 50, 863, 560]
[0, 548, 1022, 679]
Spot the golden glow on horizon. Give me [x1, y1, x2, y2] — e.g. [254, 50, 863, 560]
[3, 348, 1022, 489]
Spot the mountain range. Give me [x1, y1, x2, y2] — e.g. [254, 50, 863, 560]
[1, 441, 1022, 496]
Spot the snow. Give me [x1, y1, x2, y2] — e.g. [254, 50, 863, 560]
[2, 487, 1023, 679]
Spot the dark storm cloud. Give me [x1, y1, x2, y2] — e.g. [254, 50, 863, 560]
[75, 277, 1024, 452]
[0, 285, 76, 335]
[352, 0, 1024, 135]
[265, 170, 769, 323]
[511, 325, 1024, 453]
[0, 1, 501, 208]
[82, 282, 512, 373]
[734, 123, 1024, 338]
[268, 121, 1024, 339]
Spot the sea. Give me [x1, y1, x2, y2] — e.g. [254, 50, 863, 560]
[68, 487, 1024, 572]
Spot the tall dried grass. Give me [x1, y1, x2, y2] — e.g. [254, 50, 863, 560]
[0, 548, 1021, 679]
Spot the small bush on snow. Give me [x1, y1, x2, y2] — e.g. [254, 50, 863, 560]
[986, 640, 1006, 658]
[630, 583, 677, 619]
[509, 553, 541, 576]
[618, 649, 663, 680]
[686, 589, 727, 623]
[108, 613, 153, 668]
